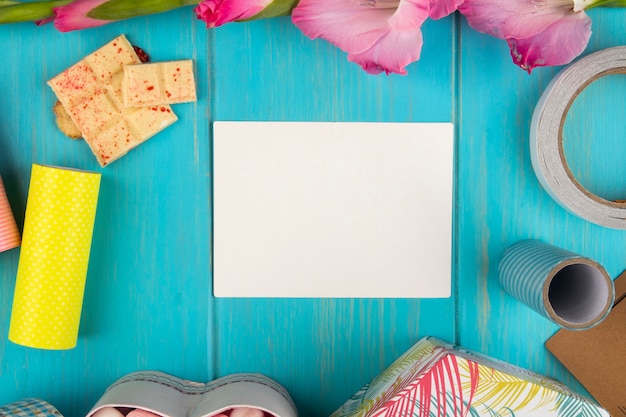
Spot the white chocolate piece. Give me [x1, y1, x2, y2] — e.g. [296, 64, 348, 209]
[92, 408, 125, 417]
[48, 35, 178, 167]
[229, 408, 264, 417]
[123, 60, 196, 107]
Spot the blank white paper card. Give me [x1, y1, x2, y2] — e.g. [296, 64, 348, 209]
[213, 121, 453, 298]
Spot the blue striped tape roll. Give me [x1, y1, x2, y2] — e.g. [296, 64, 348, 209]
[498, 240, 614, 330]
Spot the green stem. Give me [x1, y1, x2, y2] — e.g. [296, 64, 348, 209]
[581, 0, 626, 10]
[241, 0, 298, 21]
[88, 0, 200, 21]
[0, 0, 71, 23]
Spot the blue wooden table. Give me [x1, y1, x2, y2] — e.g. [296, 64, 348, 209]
[1, 6, 625, 417]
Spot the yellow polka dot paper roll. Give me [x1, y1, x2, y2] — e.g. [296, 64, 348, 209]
[9, 164, 101, 350]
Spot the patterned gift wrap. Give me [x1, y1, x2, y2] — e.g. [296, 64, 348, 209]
[0, 398, 63, 417]
[331, 337, 608, 417]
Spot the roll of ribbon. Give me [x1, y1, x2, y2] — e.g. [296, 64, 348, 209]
[0, 175, 21, 252]
[9, 164, 101, 349]
[0, 398, 63, 417]
[530, 46, 626, 229]
[498, 240, 614, 330]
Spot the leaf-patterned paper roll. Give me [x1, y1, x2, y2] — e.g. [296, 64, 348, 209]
[498, 240, 614, 330]
[0, 175, 21, 253]
[9, 164, 101, 350]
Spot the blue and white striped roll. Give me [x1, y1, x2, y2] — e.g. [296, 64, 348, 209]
[498, 240, 614, 330]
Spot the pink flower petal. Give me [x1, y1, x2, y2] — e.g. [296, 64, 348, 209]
[458, 0, 592, 72]
[500, 7, 584, 39]
[458, 0, 574, 39]
[507, 12, 591, 72]
[36, 16, 55, 26]
[195, 0, 271, 28]
[292, 0, 393, 54]
[293, 0, 427, 73]
[429, 0, 464, 20]
[388, 0, 428, 31]
[53, 0, 111, 32]
[348, 24, 423, 74]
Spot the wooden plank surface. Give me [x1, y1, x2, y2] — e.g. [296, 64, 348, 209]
[211, 16, 456, 417]
[457, 7, 626, 396]
[0, 4, 623, 417]
[0, 9, 211, 416]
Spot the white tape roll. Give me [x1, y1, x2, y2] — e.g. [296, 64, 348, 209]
[530, 46, 626, 229]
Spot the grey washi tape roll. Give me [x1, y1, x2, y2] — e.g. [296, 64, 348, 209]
[530, 46, 626, 229]
[499, 240, 614, 330]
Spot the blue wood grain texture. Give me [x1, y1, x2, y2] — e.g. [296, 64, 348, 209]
[210, 16, 456, 417]
[457, 6, 626, 397]
[0, 4, 624, 417]
[0, 8, 211, 417]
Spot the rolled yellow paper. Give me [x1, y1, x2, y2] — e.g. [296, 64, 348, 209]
[9, 164, 101, 350]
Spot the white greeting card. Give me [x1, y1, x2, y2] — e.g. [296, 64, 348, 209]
[213, 121, 453, 298]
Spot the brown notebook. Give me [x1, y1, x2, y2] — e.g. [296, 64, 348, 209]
[546, 271, 626, 417]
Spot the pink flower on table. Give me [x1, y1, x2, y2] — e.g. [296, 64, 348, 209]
[292, 0, 433, 75]
[429, 0, 465, 19]
[194, 0, 298, 27]
[42, 0, 199, 32]
[195, 0, 268, 27]
[49, 0, 110, 31]
[458, 0, 592, 73]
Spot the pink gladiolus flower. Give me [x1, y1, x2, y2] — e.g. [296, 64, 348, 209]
[51, 0, 109, 31]
[292, 0, 431, 75]
[194, 0, 275, 27]
[458, 0, 592, 72]
[46, 0, 199, 32]
[429, 0, 464, 19]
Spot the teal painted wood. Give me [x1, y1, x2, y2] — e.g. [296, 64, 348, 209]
[0, 8, 211, 417]
[210, 16, 457, 417]
[0, 4, 624, 417]
[457, 7, 626, 399]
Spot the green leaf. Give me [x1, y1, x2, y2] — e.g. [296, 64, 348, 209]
[242, 0, 298, 21]
[555, 394, 606, 417]
[88, 0, 199, 21]
[0, 0, 71, 23]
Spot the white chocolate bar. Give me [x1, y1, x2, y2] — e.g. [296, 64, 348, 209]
[123, 60, 197, 107]
[48, 35, 178, 167]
